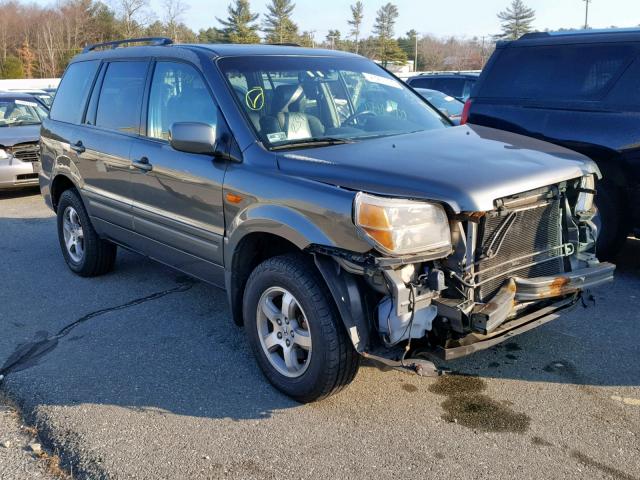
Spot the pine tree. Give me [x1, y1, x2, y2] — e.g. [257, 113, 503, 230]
[326, 29, 341, 49]
[373, 3, 406, 67]
[496, 0, 536, 40]
[0, 56, 24, 79]
[217, 0, 260, 44]
[348, 1, 364, 54]
[263, 0, 299, 44]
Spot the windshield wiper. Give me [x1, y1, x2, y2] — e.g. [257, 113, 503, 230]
[270, 137, 354, 150]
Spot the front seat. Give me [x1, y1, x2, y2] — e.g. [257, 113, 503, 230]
[263, 84, 324, 140]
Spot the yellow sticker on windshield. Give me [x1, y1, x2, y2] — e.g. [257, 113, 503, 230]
[245, 87, 265, 111]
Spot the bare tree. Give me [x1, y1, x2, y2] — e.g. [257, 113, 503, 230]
[115, 0, 149, 38]
[164, 0, 189, 42]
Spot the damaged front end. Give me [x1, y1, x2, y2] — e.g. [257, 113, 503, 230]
[311, 175, 615, 371]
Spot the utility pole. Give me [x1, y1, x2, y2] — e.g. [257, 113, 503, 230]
[583, 0, 592, 29]
[414, 33, 418, 72]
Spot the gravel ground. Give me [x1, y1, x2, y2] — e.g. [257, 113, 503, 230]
[0, 188, 639, 480]
[0, 392, 58, 479]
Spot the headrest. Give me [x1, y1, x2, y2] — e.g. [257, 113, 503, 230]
[272, 84, 305, 113]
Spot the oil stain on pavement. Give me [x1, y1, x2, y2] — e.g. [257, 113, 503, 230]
[428, 374, 530, 433]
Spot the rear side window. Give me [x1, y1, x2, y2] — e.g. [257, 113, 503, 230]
[480, 44, 637, 101]
[96, 61, 148, 134]
[50, 61, 99, 124]
[409, 77, 468, 98]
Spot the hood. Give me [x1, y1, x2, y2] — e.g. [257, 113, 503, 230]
[276, 124, 599, 212]
[0, 124, 40, 147]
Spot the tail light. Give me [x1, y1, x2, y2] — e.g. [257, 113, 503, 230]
[460, 99, 472, 125]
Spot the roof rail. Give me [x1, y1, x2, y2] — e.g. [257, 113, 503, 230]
[520, 27, 640, 40]
[82, 37, 173, 54]
[269, 43, 301, 47]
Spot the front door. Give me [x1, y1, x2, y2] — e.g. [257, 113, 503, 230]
[129, 61, 227, 285]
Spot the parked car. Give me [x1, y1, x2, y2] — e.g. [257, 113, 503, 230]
[414, 88, 464, 124]
[405, 72, 479, 101]
[8, 89, 53, 108]
[0, 93, 47, 190]
[463, 28, 640, 258]
[40, 38, 613, 402]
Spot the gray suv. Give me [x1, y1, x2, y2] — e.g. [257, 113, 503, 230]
[40, 38, 614, 402]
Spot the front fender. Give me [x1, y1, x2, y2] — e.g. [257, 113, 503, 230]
[224, 202, 370, 268]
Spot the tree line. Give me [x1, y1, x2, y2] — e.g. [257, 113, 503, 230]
[0, 0, 538, 79]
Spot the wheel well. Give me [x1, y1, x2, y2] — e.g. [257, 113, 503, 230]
[229, 233, 301, 326]
[50, 175, 77, 212]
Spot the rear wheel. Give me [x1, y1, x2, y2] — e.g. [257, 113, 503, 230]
[594, 181, 628, 260]
[57, 189, 117, 277]
[243, 254, 359, 402]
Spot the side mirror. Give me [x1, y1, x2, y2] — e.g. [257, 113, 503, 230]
[169, 122, 217, 155]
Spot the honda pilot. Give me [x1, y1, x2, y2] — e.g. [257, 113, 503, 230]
[40, 38, 614, 402]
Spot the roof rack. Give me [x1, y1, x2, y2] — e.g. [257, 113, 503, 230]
[82, 37, 173, 54]
[520, 27, 640, 40]
[418, 70, 481, 76]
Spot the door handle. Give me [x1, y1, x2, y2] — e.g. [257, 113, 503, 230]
[131, 156, 152, 172]
[70, 141, 85, 154]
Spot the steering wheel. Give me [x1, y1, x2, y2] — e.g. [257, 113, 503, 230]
[342, 110, 376, 126]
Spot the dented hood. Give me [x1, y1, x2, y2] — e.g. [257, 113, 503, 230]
[276, 124, 599, 212]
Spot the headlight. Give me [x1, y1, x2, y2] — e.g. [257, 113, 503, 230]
[354, 192, 451, 255]
[575, 174, 595, 216]
[0, 148, 11, 160]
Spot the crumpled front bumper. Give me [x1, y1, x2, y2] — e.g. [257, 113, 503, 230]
[438, 262, 615, 360]
[0, 158, 40, 190]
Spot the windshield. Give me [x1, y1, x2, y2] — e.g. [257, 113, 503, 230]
[0, 99, 47, 127]
[415, 89, 464, 117]
[218, 55, 448, 148]
[35, 94, 53, 107]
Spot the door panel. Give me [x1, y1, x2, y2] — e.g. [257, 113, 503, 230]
[130, 60, 226, 274]
[76, 60, 150, 235]
[130, 140, 226, 265]
[76, 127, 134, 230]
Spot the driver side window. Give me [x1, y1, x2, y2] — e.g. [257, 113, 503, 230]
[147, 62, 218, 141]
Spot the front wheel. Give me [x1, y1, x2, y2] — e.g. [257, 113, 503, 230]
[243, 254, 359, 402]
[594, 181, 628, 260]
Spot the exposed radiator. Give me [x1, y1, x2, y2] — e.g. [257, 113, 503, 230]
[11, 143, 40, 163]
[474, 199, 565, 302]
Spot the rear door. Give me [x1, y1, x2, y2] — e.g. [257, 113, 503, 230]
[76, 60, 149, 235]
[128, 60, 226, 284]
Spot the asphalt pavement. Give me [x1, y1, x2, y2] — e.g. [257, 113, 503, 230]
[0, 188, 639, 480]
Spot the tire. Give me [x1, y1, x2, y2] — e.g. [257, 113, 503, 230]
[243, 254, 360, 402]
[594, 181, 628, 261]
[56, 189, 117, 277]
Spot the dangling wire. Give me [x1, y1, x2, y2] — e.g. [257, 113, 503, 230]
[400, 283, 418, 368]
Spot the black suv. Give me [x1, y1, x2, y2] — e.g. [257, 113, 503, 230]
[40, 38, 612, 402]
[464, 28, 640, 257]
[405, 72, 479, 101]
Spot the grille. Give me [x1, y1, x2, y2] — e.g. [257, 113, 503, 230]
[17, 173, 38, 180]
[11, 143, 40, 162]
[474, 199, 565, 301]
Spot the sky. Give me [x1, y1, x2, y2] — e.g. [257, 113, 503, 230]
[30, 0, 640, 40]
[179, 0, 640, 40]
